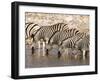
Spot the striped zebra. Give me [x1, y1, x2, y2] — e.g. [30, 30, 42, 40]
[31, 23, 68, 56]
[33, 23, 68, 43]
[49, 28, 80, 46]
[25, 23, 40, 45]
[46, 28, 81, 57]
[61, 32, 87, 58]
[75, 34, 90, 58]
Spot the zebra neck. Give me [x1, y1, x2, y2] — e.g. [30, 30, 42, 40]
[48, 31, 59, 44]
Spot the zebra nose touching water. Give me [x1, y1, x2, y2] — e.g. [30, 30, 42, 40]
[25, 22, 90, 59]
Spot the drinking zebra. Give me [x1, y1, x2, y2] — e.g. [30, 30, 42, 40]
[31, 23, 68, 56]
[25, 23, 40, 45]
[61, 32, 87, 58]
[49, 28, 80, 46]
[75, 34, 90, 58]
[46, 28, 81, 57]
[33, 23, 68, 43]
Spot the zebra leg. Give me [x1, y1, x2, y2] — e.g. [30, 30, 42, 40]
[61, 48, 68, 61]
[31, 46, 34, 55]
[75, 55, 78, 59]
[58, 51, 61, 58]
[42, 41, 46, 56]
[82, 50, 86, 60]
[46, 49, 49, 56]
[66, 48, 69, 55]
[38, 41, 41, 57]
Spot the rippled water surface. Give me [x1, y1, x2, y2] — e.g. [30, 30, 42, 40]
[25, 45, 89, 68]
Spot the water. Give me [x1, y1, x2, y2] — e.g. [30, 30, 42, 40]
[25, 45, 89, 68]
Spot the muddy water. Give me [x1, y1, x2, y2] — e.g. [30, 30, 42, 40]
[25, 45, 89, 68]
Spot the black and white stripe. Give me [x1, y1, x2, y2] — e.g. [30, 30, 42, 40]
[49, 28, 80, 46]
[46, 28, 81, 57]
[31, 23, 68, 56]
[25, 23, 40, 39]
[61, 32, 86, 49]
[34, 23, 68, 43]
[75, 34, 90, 57]
[60, 32, 88, 58]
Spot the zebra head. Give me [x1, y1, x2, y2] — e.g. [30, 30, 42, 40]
[25, 22, 41, 44]
[25, 37, 33, 45]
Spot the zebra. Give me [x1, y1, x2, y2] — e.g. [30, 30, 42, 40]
[75, 34, 90, 58]
[31, 23, 68, 56]
[25, 23, 40, 45]
[33, 23, 68, 43]
[49, 28, 80, 46]
[60, 32, 87, 58]
[46, 28, 80, 57]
